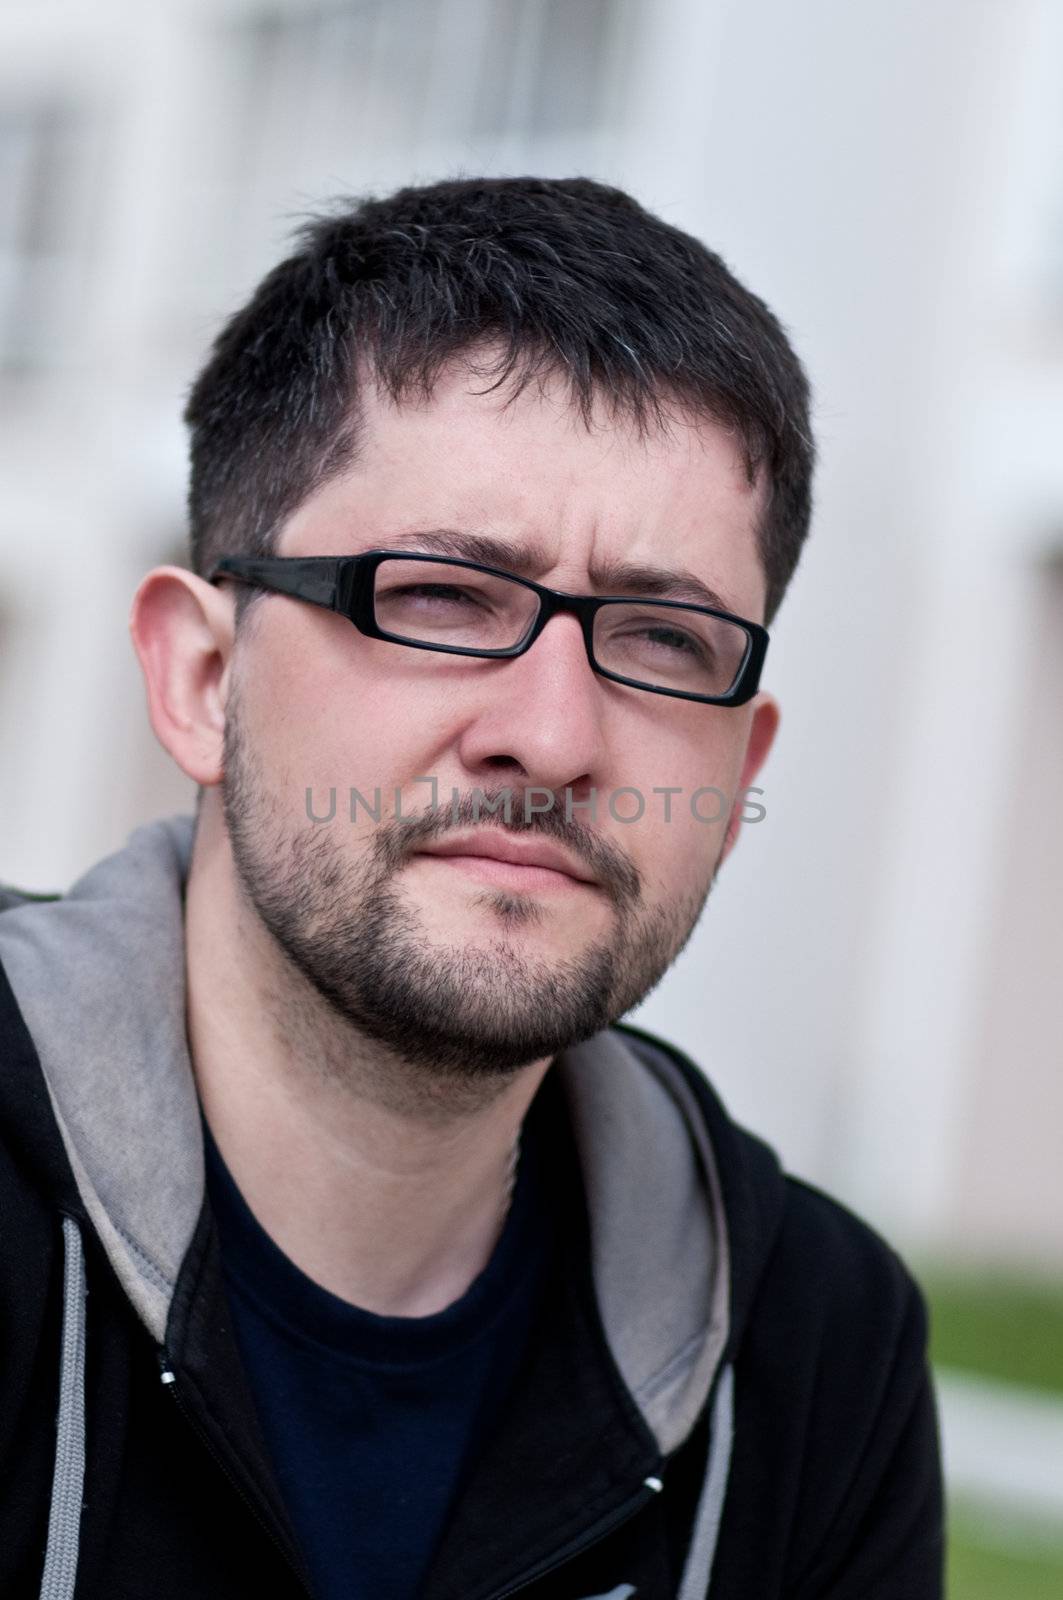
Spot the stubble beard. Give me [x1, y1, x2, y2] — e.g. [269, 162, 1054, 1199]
[221, 691, 721, 1087]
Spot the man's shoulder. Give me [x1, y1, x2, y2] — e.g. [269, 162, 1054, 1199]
[612, 1018, 925, 1349]
[773, 1170, 927, 1352]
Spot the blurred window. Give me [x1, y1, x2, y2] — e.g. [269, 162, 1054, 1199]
[0, 101, 92, 375]
[220, 0, 629, 263]
[468, 0, 617, 138]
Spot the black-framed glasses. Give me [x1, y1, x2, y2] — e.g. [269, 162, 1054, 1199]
[208, 551, 769, 706]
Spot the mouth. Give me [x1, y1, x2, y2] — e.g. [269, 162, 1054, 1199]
[411, 831, 599, 894]
[414, 852, 594, 893]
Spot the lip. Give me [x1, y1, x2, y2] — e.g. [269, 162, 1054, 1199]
[414, 831, 598, 886]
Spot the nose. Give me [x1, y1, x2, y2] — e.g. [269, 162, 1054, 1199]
[454, 611, 608, 798]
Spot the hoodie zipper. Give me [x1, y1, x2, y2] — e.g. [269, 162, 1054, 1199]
[159, 1348, 663, 1600]
[479, 1475, 663, 1600]
[157, 1353, 314, 1598]
[160, 1346, 656, 1600]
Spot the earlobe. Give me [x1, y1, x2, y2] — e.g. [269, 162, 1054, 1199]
[720, 692, 780, 866]
[128, 567, 235, 787]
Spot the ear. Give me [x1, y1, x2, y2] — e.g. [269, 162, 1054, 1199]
[129, 567, 237, 787]
[719, 691, 780, 867]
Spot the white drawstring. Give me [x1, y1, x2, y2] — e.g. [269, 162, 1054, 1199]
[39, 1217, 87, 1600]
[676, 1363, 735, 1600]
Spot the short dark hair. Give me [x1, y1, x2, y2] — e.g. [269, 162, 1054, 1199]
[185, 176, 814, 627]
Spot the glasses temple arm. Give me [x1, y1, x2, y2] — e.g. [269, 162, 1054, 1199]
[209, 557, 345, 610]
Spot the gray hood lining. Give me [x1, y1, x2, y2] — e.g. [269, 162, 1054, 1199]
[0, 815, 201, 1342]
[558, 1028, 731, 1454]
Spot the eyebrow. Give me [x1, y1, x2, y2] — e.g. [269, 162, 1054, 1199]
[371, 528, 742, 616]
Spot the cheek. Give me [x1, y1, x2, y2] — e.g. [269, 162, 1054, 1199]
[615, 718, 742, 810]
[632, 803, 727, 900]
[251, 643, 458, 808]
[610, 726, 745, 872]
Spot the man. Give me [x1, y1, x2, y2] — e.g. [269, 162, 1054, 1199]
[0, 177, 943, 1599]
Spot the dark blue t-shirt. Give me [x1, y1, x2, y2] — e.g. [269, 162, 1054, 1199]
[203, 1084, 555, 1600]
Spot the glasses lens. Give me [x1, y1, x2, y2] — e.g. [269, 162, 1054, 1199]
[593, 602, 749, 697]
[373, 559, 538, 650]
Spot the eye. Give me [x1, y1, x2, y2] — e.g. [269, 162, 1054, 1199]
[627, 623, 709, 659]
[381, 582, 486, 610]
[606, 619, 715, 667]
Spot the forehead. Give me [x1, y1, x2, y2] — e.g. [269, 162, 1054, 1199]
[279, 359, 768, 622]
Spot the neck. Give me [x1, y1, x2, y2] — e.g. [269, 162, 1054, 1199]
[183, 812, 551, 1317]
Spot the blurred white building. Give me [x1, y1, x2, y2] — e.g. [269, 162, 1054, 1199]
[1, 0, 1060, 1268]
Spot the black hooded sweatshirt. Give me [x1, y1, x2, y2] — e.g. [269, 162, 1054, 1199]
[0, 816, 944, 1599]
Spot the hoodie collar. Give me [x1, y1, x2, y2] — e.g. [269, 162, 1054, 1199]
[0, 813, 740, 1459]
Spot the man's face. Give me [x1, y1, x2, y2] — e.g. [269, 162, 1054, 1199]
[221, 360, 774, 1082]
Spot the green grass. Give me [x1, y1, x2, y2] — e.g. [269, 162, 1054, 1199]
[922, 1269, 1063, 1397]
[949, 1514, 1063, 1599]
[915, 1269, 1063, 1593]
